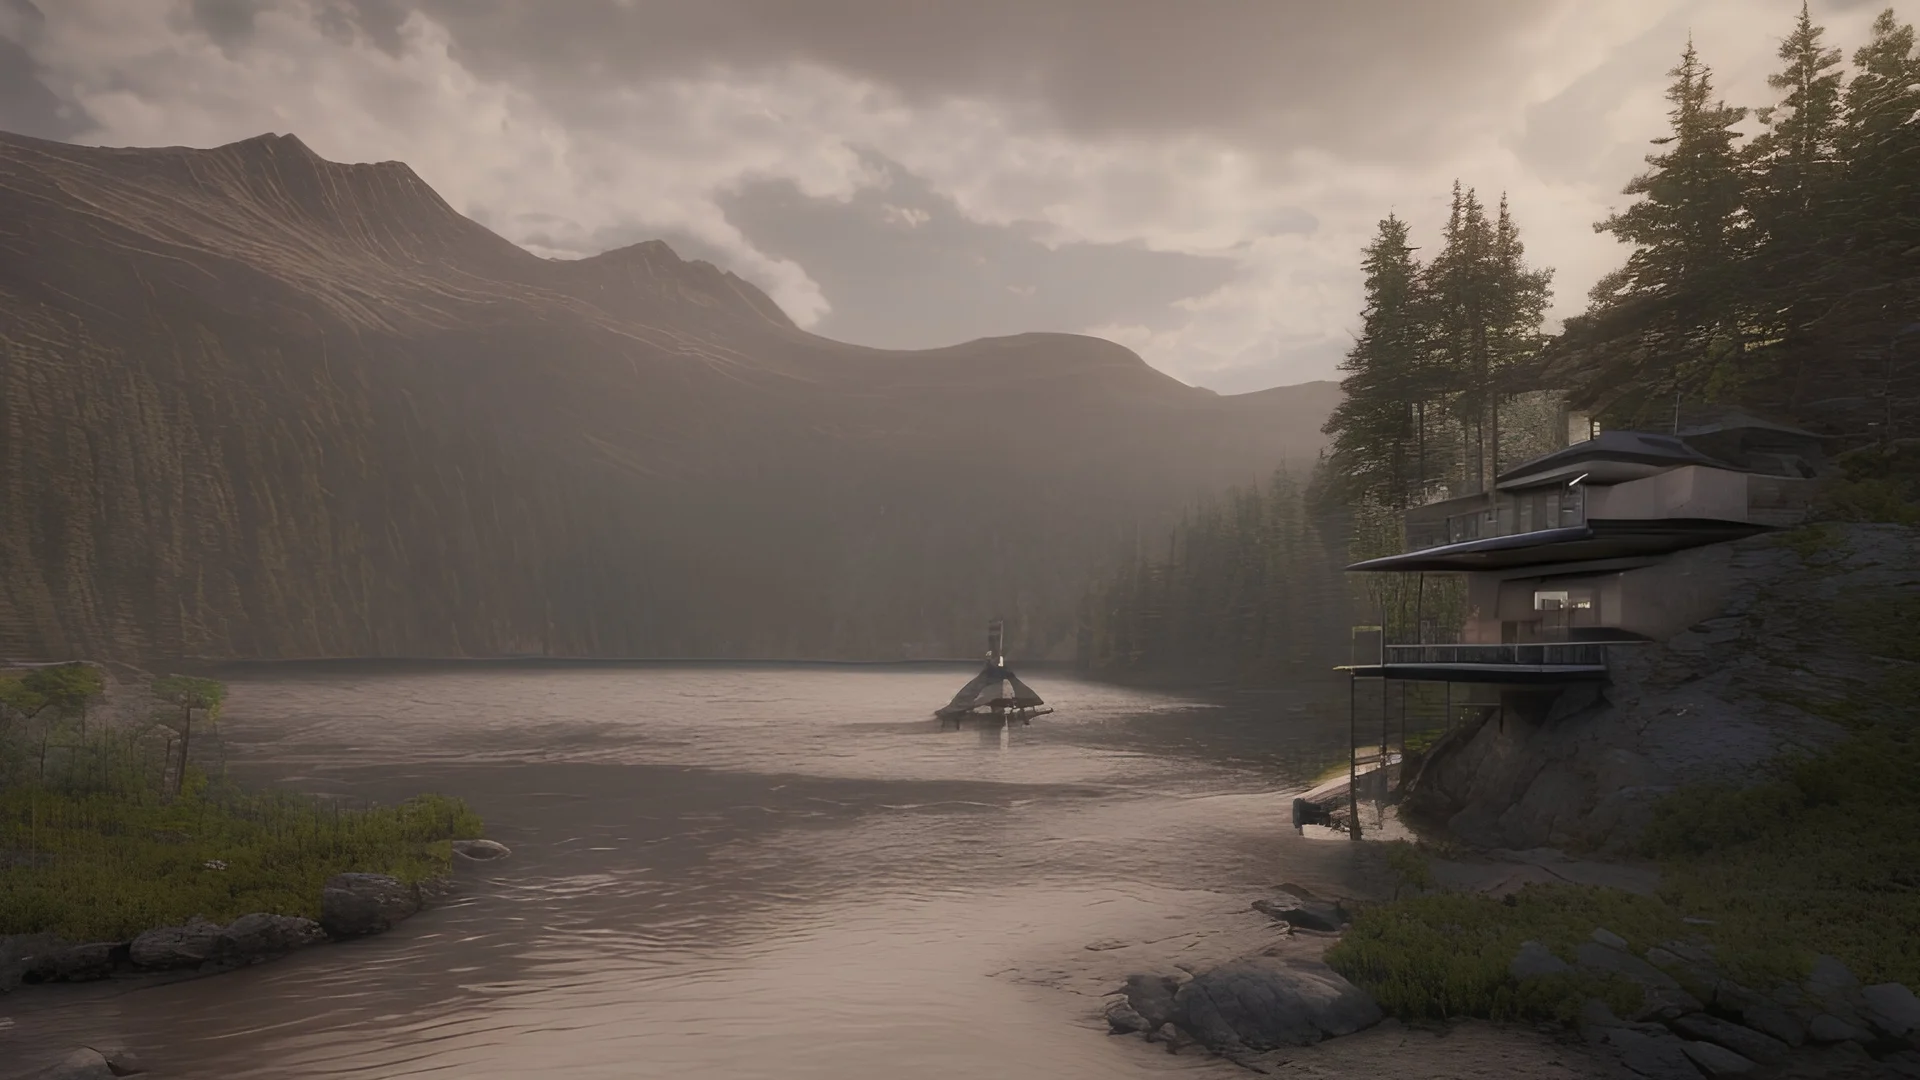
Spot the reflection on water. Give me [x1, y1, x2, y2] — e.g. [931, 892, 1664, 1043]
[2, 665, 1366, 1080]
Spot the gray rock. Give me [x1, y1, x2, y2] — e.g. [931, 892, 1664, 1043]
[1806, 954, 1859, 994]
[1511, 940, 1571, 980]
[1668, 1012, 1790, 1063]
[1680, 1039, 1757, 1076]
[1123, 973, 1182, 1030]
[1734, 1000, 1806, 1048]
[1147, 1022, 1197, 1051]
[1808, 1012, 1874, 1044]
[1592, 927, 1630, 951]
[1596, 1027, 1703, 1080]
[1884, 1050, 1920, 1078]
[451, 839, 510, 861]
[1861, 983, 1920, 1039]
[129, 917, 223, 970]
[1250, 891, 1345, 933]
[319, 872, 421, 938]
[1577, 941, 1680, 989]
[1105, 999, 1151, 1035]
[35, 1048, 114, 1080]
[1575, 940, 1701, 1020]
[1172, 957, 1381, 1052]
[23, 943, 118, 984]
[218, 913, 326, 962]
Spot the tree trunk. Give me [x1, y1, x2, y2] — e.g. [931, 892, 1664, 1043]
[175, 704, 194, 797]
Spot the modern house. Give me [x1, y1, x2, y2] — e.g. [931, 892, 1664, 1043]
[1304, 415, 1825, 836]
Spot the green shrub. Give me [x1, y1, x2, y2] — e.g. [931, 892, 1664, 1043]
[1325, 885, 1684, 1022]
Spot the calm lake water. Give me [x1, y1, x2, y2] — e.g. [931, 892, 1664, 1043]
[3, 663, 1383, 1079]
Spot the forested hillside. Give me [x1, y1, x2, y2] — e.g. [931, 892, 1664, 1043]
[0, 130, 1338, 664]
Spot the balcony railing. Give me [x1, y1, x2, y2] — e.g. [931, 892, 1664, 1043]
[1383, 643, 1610, 667]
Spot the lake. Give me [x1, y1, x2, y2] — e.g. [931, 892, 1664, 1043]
[3, 663, 1385, 1079]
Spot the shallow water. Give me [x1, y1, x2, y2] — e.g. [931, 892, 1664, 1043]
[3, 663, 1382, 1079]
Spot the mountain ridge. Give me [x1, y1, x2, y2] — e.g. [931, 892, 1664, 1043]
[0, 129, 1340, 662]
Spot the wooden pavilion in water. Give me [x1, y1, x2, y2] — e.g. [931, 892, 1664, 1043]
[935, 619, 1052, 728]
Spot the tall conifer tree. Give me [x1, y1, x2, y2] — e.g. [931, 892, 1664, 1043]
[1322, 214, 1428, 510]
[1570, 40, 1752, 427]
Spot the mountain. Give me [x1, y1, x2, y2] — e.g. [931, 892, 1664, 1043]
[0, 130, 1340, 663]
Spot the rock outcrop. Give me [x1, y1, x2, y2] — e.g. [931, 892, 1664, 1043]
[319, 873, 426, 938]
[1401, 524, 1917, 853]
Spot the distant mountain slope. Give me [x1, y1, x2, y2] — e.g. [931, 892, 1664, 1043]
[0, 130, 1337, 662]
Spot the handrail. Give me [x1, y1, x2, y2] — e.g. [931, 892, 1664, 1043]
[1382, 642, 1610, 666]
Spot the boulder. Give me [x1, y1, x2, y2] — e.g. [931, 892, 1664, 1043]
[1592, 927, 1631, 951]
[218, 913, 326, 962]
[1668, 1013, 1790, 1063]
[1808, 1012, 1874, 1044]
[129, 917, 223, 970]
[1806, 954, 1859, 994]
[23, 943, 119, 984]
[1679, 1039, 1757, 1076]
[1172, 957, 1382, 1052]
[1593, 1027, 1702, 1080]
[35, 1049, 115, 1079]
[1733, 1000, 1807, 1048]
[1575, 940, 1702, 1020]
[1250, 890, 1346, 933]
[1511, 940, 1571, 981]
[1122, 973, 1182, 1030]
[1861, 983, 1920, 1039]
[451, 839, 510, 861]
[1104, 999, 1151, 1035]
[319, 872, 421, 938]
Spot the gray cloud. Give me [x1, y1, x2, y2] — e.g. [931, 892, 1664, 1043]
[8, 0, 1904, 391]
[399, 0, 1565, 163]
[0, 0, 91, 140]
[692, 156, 1245, 351]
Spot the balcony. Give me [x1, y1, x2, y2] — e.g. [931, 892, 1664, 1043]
[1339, 640, 1614, 684]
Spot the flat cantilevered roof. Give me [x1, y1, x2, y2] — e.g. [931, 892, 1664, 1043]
[1344, 517, 1774, 573]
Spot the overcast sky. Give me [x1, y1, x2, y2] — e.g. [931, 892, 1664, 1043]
[0, 0, 1897, 392]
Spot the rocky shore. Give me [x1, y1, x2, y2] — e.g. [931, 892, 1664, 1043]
[1100, 879, 1920, 1078]
[3, 839, 510, 1079]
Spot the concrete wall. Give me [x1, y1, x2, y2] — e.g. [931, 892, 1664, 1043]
[1455, 544, 1735, 644]
[1585, 465, 1750, 521]
[1611, 545, 1737, 641]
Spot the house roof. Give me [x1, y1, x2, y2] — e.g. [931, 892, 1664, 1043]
[1344, 517, 1775, 573]
[1675, 411, 1826, 440]
[1495, 430, 1732, 490]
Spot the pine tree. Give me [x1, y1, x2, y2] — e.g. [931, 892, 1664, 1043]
[1485, 194, 1554, 478]
[1427, 184, 1498, 491]
[1838, 11, 1920, 331]
[1568, 40, 1753, 427]
[1321, 214, 1430, 510]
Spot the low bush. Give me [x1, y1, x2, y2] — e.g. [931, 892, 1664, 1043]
[1325, 885, 1677, 1022]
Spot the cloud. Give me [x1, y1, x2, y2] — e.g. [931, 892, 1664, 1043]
[3, 0, 1903, 390]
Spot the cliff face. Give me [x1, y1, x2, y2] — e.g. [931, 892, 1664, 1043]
[0, 130, 1339, 662]
[1400, 524, 1918, 853]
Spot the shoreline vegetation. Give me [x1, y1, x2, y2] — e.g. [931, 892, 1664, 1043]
[0, 665, 486, 991]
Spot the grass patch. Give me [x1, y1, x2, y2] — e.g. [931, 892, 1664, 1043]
[0, 774, 483, 941]
[1325, 884, 1678, 1023]
[0, 667, 484, 943]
